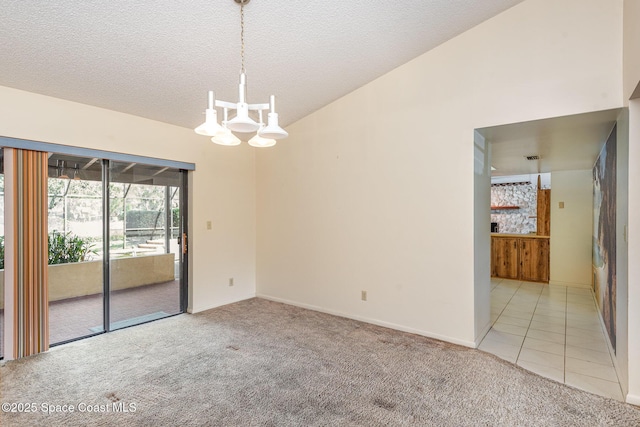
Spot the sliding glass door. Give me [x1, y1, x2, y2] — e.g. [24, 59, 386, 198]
[46, 155, 187, 346]
[47, 154, 104, 344]
[108, 161, 183, 330]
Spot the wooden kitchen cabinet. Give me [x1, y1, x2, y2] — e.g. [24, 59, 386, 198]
[491, 234, 550, 283]
[520, 238, 550, 282]
[491, 237, 519, 279]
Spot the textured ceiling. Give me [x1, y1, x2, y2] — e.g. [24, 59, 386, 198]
[0, 0, 524, 130]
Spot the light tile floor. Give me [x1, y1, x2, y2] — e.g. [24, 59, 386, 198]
[479, 278, 624, 401]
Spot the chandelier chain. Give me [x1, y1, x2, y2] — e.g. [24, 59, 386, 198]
[240, 1, 245, 74]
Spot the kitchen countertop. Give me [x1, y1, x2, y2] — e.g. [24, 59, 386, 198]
[491, 233, 550, 239]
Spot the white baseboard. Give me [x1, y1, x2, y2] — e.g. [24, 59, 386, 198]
[626, 393, 640, 406]
[548, 280, 591, 288]
[256, 294, 477, 348]
[188, 293, 256, 314]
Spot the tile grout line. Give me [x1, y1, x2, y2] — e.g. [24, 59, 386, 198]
[588, 287, 625, 400]
[488, 282, 624, 400]
[562, 287, 623, 400]
[492, 279, 520, 326]
[515, 282, 543, 365]
[484, 279, 523, 360]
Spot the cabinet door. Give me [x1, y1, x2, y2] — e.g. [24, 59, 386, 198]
[520, 238, 550, 283]
[492, 237, 519, 279]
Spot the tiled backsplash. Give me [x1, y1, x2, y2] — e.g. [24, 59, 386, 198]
[491, 183, 537, 234]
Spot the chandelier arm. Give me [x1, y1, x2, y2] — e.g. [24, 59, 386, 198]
[215, 100, 269, 110]
[247, 103, 270, 110]
[215, 100, 237, 109]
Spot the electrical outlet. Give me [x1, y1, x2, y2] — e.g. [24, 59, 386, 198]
[206, 220, 212, 230]
[559, 201, 565, 209]
[361, 290, 367, 301]
[229, 278, 234, 286]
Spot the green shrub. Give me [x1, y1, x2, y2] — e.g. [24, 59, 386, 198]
[48, 231, 96, 265]
[0, 231, 96, 269]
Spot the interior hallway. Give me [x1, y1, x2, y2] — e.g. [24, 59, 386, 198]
[479, 279, 623, 401]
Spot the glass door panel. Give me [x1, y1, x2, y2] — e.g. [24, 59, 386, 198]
[47, 154, 104, 345]
[108, 161, 182, 331]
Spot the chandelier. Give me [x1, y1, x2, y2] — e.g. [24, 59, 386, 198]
[195, 0, 288, 147]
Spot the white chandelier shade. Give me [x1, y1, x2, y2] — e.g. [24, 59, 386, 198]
[194, 91, 223, 136]
[212, 128, 242, 146]
[258, 96, 288, 140]
[194, 0, 287, 147]
[248, 132, 276, 148]
[248, 110, 276, 147]
[211, 108, 242, 146]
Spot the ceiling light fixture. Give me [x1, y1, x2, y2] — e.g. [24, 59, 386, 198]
[195, 0, 287, 147]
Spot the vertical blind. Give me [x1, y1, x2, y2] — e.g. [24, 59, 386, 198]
[11, 148, 49, 358]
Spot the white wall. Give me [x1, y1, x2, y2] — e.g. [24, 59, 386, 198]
[255, 0, 623, 347]
[0, 85, 257, 315]
[549, 169, 593, 287]
[474, 131, 491, 342]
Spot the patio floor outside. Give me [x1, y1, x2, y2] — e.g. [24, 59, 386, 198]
[0, 280, 181, 357]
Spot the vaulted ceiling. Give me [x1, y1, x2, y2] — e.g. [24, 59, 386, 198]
[0, 0, 525, 130]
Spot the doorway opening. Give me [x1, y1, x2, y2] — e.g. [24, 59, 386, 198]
[473, 108, 626, 400]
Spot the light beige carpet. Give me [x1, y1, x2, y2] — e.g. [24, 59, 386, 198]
[1, 298, 639, 426]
